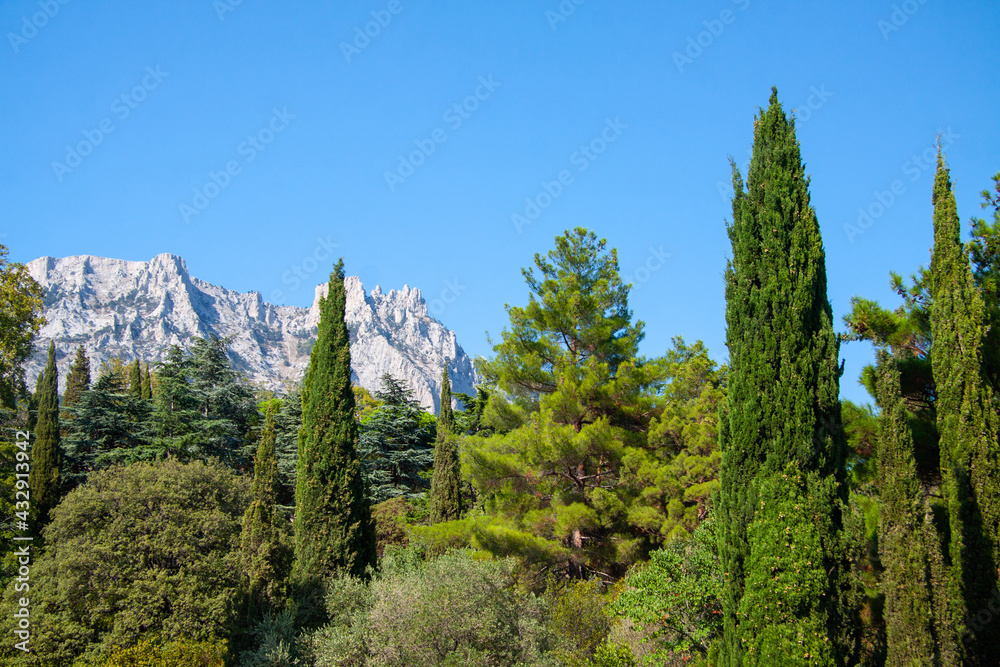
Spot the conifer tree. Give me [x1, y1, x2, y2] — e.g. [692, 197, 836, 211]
[29, 341, 62, 527]
[717, 89, 851, 666]
[140, 362, 152, 400]
[292, 259, 375, 609]
[928, 152, 1000, 661]
[127, 359, 142, 399]
[240, 403, 289, 620]
[62, 345, 90, 408]
[874, 352, 959, 665]
[429, 362, 463, 522]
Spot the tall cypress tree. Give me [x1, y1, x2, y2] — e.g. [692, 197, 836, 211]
[292, 259, 375, 609]
[140, 362, 152, 400]
[874, 352, 959, 665]
[929, 152, 1000, 662]
[717, 89, 851, 666]
[429, 361, 463, 522]
[62, 345, 91, 408]
[127, 360, 142, 399]
[29, 341, 62, 528]
[240, 402, 289, 620]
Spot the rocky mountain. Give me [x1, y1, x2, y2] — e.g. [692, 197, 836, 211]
[24, 253, 477, 412]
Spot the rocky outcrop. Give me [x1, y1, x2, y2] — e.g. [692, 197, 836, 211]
[25, 253, 476, 412]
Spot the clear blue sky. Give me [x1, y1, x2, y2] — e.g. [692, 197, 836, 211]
[2, 0, 998, 406]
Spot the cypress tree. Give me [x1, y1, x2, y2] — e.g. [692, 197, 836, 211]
[292, 259, 375, 607]
[429, 361, 463, 522]
[62, 345, 91, 408]
[874, 352, 959, 665]
[717, 89, 851, 666]
[240, 402, 289, 620]
[141, 362, 152, 400]
[928, 152, 1000, 661]
[127, 360, 142, 399]
[29, 341, 62, 527]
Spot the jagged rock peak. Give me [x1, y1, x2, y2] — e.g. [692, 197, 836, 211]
[25, 253, 477, 412]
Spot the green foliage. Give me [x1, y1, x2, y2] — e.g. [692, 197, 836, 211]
[293, 259, 376, 610]
[97, 637, 228, 667]
[717, 89, 851, 666]
[611, 519, 722, 663]
[357, 374, 434, 504]
[545, 578, 611, 665]
[929, 152, 1000, 662]
[141, 362, 152, 400]
[63, 345, 92, 409]
[238, 610, 301, 667]
[874, 353, 959, 665]
[468, 228, 668, 581]
[29, 340, 62, 528]
[308, 548, 554, 667]
[0, 243, 46, 409]
[128, 359, 142, 399]
[430, 363, 464, 522]
[0, 459, 249, 665]
[241, 403, 292, 622]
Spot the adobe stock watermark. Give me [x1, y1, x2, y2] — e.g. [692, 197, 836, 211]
[51, 66, 168, 183]
[512, 117, 628, 234]
[341, 0, 407, 63]
[672, 0, 751, 73]
[384, 75, 501, 192]
[214, 0, 246, 21]
[878, 0, 929, 40]
[546, 0, 585, 31]
[843, 127, 958, 245]
[7, 0, 69, 53]
[428, 278, 467, 317]
[179, 108, 295, 224]
[269, 235, 341, 303]
[621, 245, 672, 291]
[716, 84, 833, 204]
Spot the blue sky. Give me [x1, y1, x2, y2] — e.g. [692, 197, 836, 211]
[2, 0, 998, 406]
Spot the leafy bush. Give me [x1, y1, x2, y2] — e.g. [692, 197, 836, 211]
[98, 637, 227, 667]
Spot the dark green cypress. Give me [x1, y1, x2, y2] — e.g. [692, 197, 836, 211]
[928, 152, 1000, 662]
[875, 352, 960, 665]
[240, 402, 289, 619]
[717, 89, 850, 666]
[292, 259, 375, 607]
[141, 362, 152, 400]
[29, 341, 62, 527]
[62, 345, 90, 408]
[127, 360, 142, 399]
[429, 361, 463, 523]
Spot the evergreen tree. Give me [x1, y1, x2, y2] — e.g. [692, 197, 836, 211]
[929, 152, 1000, 662]
[62, 345, 91, 409]
[273, 389, 303, 506]
[357, 373, 434, 504]
[127, 359, 142, 399]
[292, 259, 376, 610]
[151, 345, 203, 459]
[717, 89, 851, 666]
[188, 336, 256, 468]
[0, 244, 45, 409]
[240, 403, 290, 620]
[29, 341, 61, 527]
[141, 362, 152, 400]
[429, 362, 463, 522]
[875, 352, 959, 665]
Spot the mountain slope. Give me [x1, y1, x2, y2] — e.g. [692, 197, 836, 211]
[25, 253, 477, 412]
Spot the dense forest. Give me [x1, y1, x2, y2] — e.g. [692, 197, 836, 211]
[1, 90, 999, 666]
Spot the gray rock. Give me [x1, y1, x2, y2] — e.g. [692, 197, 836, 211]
[25, 253, 477, 413]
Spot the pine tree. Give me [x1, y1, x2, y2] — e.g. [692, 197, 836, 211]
[127, 360, 142, 399]
[141, 362, 152, 400]
[292, 259, 376, 611]
[874, 352, 959, 665]
[928, 151, 1000, 662]
[62, 345, 91, 408]
[429, 362, 463, 522]
[29, 341, 62, 528]
[717, 89, 851, 666]
[240, 403, 290, 620]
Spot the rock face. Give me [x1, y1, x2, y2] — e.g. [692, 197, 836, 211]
[24, 253, 477, 413]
